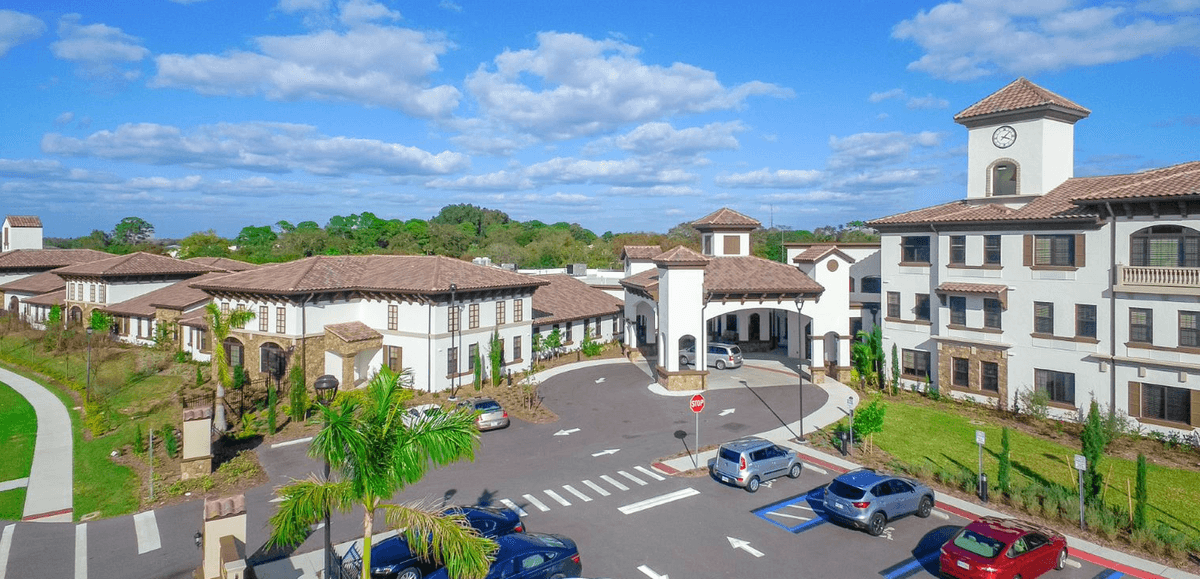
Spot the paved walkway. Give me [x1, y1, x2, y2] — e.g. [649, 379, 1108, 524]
[0, 367, 73, 522]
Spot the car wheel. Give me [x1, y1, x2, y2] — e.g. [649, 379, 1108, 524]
[396, 567, 422, 579]
[680, 355, 689, 366]
[716, 359, 726, 370]
[788, 463, 802, 478]
[917, 496, 933, 518]
[1055, 547, 1067, 570]
[746, 476, 760, 493]
[867, 512, 886, 536]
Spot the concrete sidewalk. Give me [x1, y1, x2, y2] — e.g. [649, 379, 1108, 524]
[0, 367, 73, 522]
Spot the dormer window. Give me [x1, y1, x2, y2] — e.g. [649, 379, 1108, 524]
[991, 161, 1018, 196]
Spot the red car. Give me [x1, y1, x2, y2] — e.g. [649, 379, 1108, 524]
[939, 516, 1068, 579]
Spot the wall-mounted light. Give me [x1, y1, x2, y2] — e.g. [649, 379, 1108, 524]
[194, 531, 203, 549]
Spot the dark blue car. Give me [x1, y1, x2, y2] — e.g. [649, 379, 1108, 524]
[424, 533, 581, 579]
[370, 506, 525, 579]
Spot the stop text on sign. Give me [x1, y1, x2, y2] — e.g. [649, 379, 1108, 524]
[690, 394, 705, 413]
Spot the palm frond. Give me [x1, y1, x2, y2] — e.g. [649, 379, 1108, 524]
[380, 502, 497, 579]
[266, 477, 354, 549]
[389, 409, 480, 489]
[309, 399, 366, 469]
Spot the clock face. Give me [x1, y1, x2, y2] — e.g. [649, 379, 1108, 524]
[992, 125, 1017, 149]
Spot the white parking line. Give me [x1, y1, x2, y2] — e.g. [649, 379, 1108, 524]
[562, 485, 592, 502]
[75, 523, 87, 579]
[618, 470, 648, 486]
[787, 504, 814, 511]
[618, 488, 701, 515]
[543, 489, 571, 507]
[522, 494, 550, 512]
[582, 479, 610, 497]
[635, 466, 665, 481]
[499, 499, 528, 517]
[133, 511, 162, 554]
[767, 511, 810, 521]
[0, 524, 15, 579]
[932, 509, 950, 520]
[601, 475, 629, 491]
[805, 464, 828, 475]
[269, 437, 312, 449]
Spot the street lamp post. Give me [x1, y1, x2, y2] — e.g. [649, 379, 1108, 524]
[449, 283, 458, 400]
[847, 395, 855, 454]
[86, 327, 93, 403]
[797, 361, 805, 441]
[313, 374, 340, 579]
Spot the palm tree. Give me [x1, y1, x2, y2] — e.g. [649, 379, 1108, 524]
[204, 302, 255, 432]
[851, 326, 884, 389]
[268, 367, 497, 579]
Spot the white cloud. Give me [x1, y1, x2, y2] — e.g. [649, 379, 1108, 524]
[0, 10, 44, 57]
[50, 14, 148, 79]
[715, 168, 823, 189]
[42, 121, 469, 176]
[426, 170, 533, 191]
[869, 88, 905, 103]
[465, 32, 792, 140]
[906, 94, 949, 109]
[128, 175, 204, 190]
[585, 121, 743, 158]
[338, 0, 400, 25]
[427, 155, 697, 191]
[439, 0, 463, 12]
[55, 112, 75, 125]
[152, 25, 461, 117]
[827, 131, 942, 170]
[278, 0, 330, 13]
[0, 158, 118, 182]
[605, 185, 703, 197]
[832, 168, 941, 191]
[894, 0, 1200, 80]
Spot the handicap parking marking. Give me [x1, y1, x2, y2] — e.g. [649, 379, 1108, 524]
[751, 488, 830, 534]
[1091, 570, 1125, 579]
[878, 550, 939, 579]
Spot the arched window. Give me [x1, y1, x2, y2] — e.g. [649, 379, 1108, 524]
[1130, 225, 1200, 267]
[224, 338, 244, 370]
[991, 161, 1018, 196]
[261, 342, 285, 376]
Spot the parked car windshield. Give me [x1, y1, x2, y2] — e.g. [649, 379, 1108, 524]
[729, 346, 742, 355]
[953, 530, 1005, 559]
[827, 479, 866, 500]
[474, 400, 502, 412]
[719, 447, 741, 463]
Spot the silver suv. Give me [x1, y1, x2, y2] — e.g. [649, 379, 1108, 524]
[712, 436, 802, 492]
[822, 469, 935, 536]
[680, 342, 743, 370]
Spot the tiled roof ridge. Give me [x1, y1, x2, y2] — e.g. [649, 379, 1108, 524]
[954, 77, 1090, 121]
[1070, 160, 1200, 201]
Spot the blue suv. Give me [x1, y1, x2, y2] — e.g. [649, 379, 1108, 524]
[822, 469, 935, 536]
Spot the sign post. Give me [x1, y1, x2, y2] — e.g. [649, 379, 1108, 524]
[690, 394, 705, 461]
[847, 396, 856, 454]
[976, 430, 986, 499]
[1074, 454, 1087, 530]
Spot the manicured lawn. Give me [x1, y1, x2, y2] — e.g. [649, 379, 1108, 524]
[0, 381, 37, 520]
[871, 399, 1200, 539]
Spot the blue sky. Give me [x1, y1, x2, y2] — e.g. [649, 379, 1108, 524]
[1, 0, 1198, 239]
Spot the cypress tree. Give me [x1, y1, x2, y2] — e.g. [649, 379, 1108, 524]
[1080, 400, 1108, 505]
[1134, 453, 1148, 529]
[998, 426, 1011, 495]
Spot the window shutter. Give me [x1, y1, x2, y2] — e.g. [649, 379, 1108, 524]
[1074, 234, 1086, 267]
[1192, 389, 1200, 427]
[1128, 382, 1141, 418]
[1023, 235, 1033, 266]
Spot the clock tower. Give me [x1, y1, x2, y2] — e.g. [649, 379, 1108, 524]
[954, 78, 1090, 200]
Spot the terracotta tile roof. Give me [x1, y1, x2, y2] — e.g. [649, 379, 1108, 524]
[620, 245, 662, 261]
[954, 78, 1089, 123]
[5, 216, 42, 228]
[191, 255, 547, 296]
[653, 246, 709, 266]
[792, 245, 856, 264]
[531, 274, 623, 326]
[53, 252, 224, 278]
[704, 256, 823, 296]
[178, 307, 207, 328]
[619, 268, 660, 297]
[325, 321, 382, 342]
[936, 282, 1008, 294]
[1067, 160, 1200, 203]
[185, 257, 259, 272]
[0, 249, 112, 271]
[24, 289, 64, 306]
[690, 207, 761, 230]
[0, 271, 66, 294]
[100, 272, 229, 317]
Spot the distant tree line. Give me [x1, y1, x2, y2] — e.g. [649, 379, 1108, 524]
[46, 205, 878, 269]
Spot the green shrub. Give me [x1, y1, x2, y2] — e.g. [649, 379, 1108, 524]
[997, 427, 1011, 495]
[288, 364, 308, 422]
[174, 350, 192, 363]
[1153, 523, 1188, 560]
[134, 423, 145, 454]
[1134, 453, 1148, 530]
[1008, 484, 1027, 511]
[195, 364, 204, 386]
[161, 425, 178, 458]
[1017, 386, 1050, 420]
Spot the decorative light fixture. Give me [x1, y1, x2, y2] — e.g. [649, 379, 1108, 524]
[194, 531, 203, 549]
[313, 374, 339, 406]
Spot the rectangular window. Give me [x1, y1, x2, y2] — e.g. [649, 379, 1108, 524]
[496, 301, 506, 325]
[952, 357, 969, 387]
[849, 277, 856, 292]
[983, 298, 1002, 329]
[949, 296, 966, 326]
[447, 347, 458, 375]
[89, 284, 95, 302]
[1034, 235, 1075, 267]
[1142, 383, 1192, 424]
[704, 235, 713, 255]
[469, 304, 480, 329]
[566, 321, 573, 343]
[513, 335, 522, 361]
[514, 299, 523, 322]
[901, 349, 931, 380]
[1035, 369, 1075, 404]
[468, 343, 478, 370]
[1075, 304, 1097, 339]
[901, 236, 931, 264]
[612, 317, 618, 335]
[984, 235, 1002, 265]
[276, 307, 286, 333]
[386, 345, 402, 372]
[1181, 311, 1200, 348]
[448, 304, 459, 331]
[1034, 302, 1054, 335]
[98, 285, 106, 303]
[387, 304, 398, 331]
[861, 277, 881, 293]
[221, 302, 229, 314]
[914, 294, 930, 322]
[1129, 308, 1153, 344]
[981, 362, 999, 392]
[887, 292, 900, 319]
[259, 306, 268, 331]
[949, 236, 966, 265]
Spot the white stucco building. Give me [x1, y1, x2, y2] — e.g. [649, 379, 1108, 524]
[2, 215, 43, 252]
[870, 78, 1200, 434]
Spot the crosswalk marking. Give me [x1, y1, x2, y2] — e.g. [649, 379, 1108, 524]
[522, 494, 550, 512]
[635, 466, 665, 481]
[618, 470, 647, 486]
[0, 524, 15, 579]
[543, 489, 571, 507]
[601, 475, 629, 491]
[133, 511, 162, 555]
[618, 488, 700, 515]
[562, 485, 592, 502]
[499, 499, 528, 517]
[582, 479, 610, 497]
[75, 523, 87, 579]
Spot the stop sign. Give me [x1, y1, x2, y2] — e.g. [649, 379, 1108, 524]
[690, 393, 705, 414]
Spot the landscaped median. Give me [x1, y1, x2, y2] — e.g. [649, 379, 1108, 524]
[0, 382, 36, 520]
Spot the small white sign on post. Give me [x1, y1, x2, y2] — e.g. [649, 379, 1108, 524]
[975, 430, 986, 501]
[1074, 454, 1087, 471]
[975, 430, 986, 445]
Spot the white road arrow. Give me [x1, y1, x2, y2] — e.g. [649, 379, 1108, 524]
[554, 428, 581, 436]
[595, 377, 606, 384]
[592, 449, 620, 457]
[719, 408, 735, 416]
[727, 536, 764, 558]
[637, 564, 668, 579]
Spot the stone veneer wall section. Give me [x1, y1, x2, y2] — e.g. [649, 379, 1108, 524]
[937, 341, 1008, 409]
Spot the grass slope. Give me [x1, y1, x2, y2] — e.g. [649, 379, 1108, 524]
[0, 382, 37, 520]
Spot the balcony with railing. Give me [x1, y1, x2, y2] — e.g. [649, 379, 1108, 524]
[1116, 265, 1200, 294]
